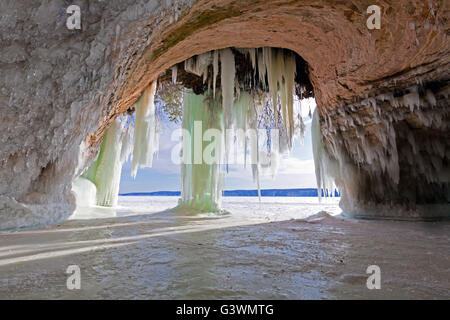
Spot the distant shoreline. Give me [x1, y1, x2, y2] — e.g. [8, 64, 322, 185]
[120, 188, 340, 197]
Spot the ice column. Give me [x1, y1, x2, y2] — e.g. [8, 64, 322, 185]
[81, 116, 133, 207]
[179, 91, 225, 212]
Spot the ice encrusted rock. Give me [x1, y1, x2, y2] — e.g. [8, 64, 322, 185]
[314, 84, 450, 220]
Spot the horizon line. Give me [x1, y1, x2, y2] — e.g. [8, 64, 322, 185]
[120, 188, 340, 197]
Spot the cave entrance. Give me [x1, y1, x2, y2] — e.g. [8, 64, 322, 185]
[75, 46, 323, 214]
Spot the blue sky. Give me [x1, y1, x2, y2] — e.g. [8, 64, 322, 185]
[119, 99, 317, 193]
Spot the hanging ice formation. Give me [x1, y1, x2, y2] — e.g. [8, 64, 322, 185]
[131, 81, 160, 178]
[179, 91, 225, 211]
[79, 115, 134, 207]
[178, 48, 305, 209]
[76, 47, 309, 211]
[76, 81, 160, 207]
[311, 109, 337, 200]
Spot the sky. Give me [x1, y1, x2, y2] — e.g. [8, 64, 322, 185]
[119, 99, 317, 194]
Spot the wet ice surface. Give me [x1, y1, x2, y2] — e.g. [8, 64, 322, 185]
[0, 196, 449, 299]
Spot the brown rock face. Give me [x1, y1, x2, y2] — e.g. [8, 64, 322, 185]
[0, 0, 449, 228]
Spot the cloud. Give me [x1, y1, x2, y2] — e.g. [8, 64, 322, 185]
[277, 157, 315, 175]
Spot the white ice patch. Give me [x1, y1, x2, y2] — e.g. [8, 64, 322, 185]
[71, 177, 97, 207]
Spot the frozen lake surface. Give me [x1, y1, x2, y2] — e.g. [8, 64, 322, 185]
[0, 196, 448, 299]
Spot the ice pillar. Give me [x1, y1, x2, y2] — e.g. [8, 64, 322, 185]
[81, 116, 132, 207]
[179, 91, 225, 212]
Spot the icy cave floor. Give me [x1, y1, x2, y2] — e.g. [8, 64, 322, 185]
[0, 196, 449, 299]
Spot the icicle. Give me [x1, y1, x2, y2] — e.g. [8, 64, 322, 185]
[94, 118, 127, 206]
[248, 48, 256, 71]
[277, 50, 287, 132]
[284, 52, 296, 144]
[184, 52, 212, 80]
[184, 57, 196, 75]
[265, 48, 297, 137]
[312, 109, 336, 201]
[236, 48, 257, 71]
[81, 116, 131, 207]
[131, 81, 159, 178]
[257, 48, 267, 89]
[248, 107, 261, 201]
[120, 118, 134, 163]
[264, 48, 280, 126]
[171, 65, 178, 84]
[220, 48, 236, 168]
[213, 50, 219, 98]
[220, 48, 235, 129]
[199, 52, 212, 82]
[231, 91, 253, 163]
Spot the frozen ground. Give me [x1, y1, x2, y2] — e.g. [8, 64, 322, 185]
[0, 196, 448, 299]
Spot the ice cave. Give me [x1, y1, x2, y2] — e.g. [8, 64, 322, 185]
[1, 0, 448, 230]
[0, 0, 449, 300]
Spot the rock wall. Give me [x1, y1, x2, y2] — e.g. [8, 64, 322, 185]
[0, 0, 195, 229]
[319, 83, 449, 220]
[0, 0, 449, 228]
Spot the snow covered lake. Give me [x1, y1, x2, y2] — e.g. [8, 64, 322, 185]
[0, 196, 449, 299]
